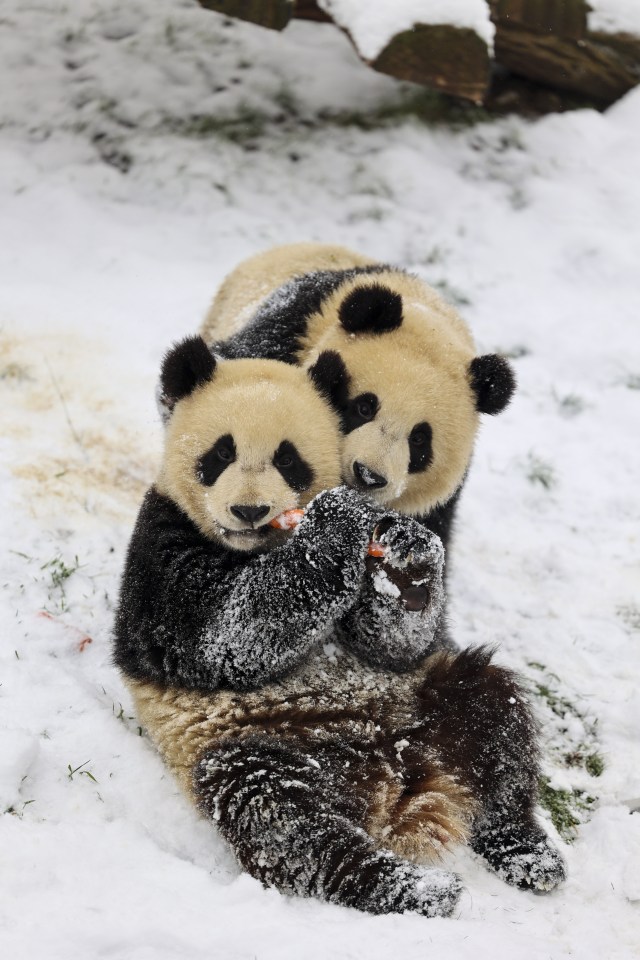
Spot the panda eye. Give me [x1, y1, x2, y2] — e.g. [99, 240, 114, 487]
[217, 446, 234, 462]
[357, 399, 375, 420]
[408, 421, 433, 474]
[275, 454, 293, 468]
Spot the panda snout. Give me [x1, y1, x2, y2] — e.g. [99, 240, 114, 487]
[229, 504, 270, 527]
[353, 461, 388, 491]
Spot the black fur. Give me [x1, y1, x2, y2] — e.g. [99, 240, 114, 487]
[338, 284, 403, 335]
[217, 266, 389, 363]
[468, 354, 516, 415]
[160, 336, 217, 413]
[197, 434, 236, 486]
[307, 350, 351, 412]
[272, 440, 314, 492]
[408, 421, 433, 474]
[339, 512, 451, 669]
[193, 647, 563, 912]
[342, 392, 379, 434]
[113, 485, 440, 691]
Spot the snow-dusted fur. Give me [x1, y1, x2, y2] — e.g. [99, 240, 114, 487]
[200, 242, 516, 524]
[115, 339, 565, 917]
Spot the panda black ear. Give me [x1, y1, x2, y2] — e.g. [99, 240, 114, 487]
[159, 336, 217, 417]
[307, 350, 351, 412]
[338, 284, 403, 335]
[468, 354, 516, 415]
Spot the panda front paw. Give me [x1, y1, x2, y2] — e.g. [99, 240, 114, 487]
[296, 486, 381, 575]
[367, 515, 445, 613]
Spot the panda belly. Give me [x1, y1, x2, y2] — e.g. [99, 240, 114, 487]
[127, 644, 478, 866]
[129, 644, 417, 793]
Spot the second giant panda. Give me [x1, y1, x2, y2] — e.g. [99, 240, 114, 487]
[115, 336, 565, 920]
[198, 243, 516, 643]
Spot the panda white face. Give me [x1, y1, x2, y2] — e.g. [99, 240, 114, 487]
[305, 282, 515, 517]
[157, 341, 341, 552]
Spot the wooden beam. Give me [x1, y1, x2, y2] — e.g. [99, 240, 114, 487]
[490, 0, 640, 103]
[197, 0, 294, 31]
[371, 26, 491, 105]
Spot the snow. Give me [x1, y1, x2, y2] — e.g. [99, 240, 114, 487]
[588, 0, 640, 36]
[318, 0, 494, 60]
[1, 0, 640, 957]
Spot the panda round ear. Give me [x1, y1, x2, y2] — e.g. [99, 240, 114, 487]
[307, 350, 351, 412]
[338, 284, 403, 335]
[159, 336, 217, 418]
[468, 354, 516, 415]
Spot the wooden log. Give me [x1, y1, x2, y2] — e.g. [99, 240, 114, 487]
[196, 0, 491, 102]
[197, 0, 294, 31]
[371, 26, 491, 104]
[489, 0, 640, 103]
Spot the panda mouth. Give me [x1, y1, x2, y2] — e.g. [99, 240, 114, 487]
[219, 524, 274, 540]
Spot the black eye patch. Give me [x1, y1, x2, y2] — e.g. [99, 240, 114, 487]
[197, 434, 236, 486]
[341, 392, 379, 434]
[273, 440, 314, 492]
[408, 422, 433, 473]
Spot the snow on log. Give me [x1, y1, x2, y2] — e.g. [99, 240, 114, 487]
[316, 0, 493, 103]
[490, 0, 640, 103]
[196, 0, 493, 103]
[195, 0, 640, 106]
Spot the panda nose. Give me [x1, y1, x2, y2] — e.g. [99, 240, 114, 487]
[353, 461, 388, 490]
[230, 504, 270, 526]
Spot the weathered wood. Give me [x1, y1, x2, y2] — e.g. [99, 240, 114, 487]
[293, 0, 332, 24]
[372, 26, 491, 105]
[195, 0, 640, 107]
[490, 0, 640, 102]
[197, 0, 294, 31]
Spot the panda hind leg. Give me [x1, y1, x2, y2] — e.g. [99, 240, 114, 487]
[194, 735, 462, 917]
[414, 646, 566, 893]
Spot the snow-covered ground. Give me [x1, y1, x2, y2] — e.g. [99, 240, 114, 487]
[1, 1, 639, 957]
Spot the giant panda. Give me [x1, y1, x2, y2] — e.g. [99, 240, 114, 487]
[115, 336, 565, 919]
[200, 242, 516, 540]
[199, 243, 516, 645]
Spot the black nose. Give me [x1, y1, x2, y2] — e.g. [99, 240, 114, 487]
[230, 504, 270, 526]
[353, 461, 387, 490]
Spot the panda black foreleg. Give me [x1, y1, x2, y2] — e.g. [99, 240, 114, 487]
[194, 735, 462, 917]
[411, 646, 566, 892]
[339, 512, 454, 671]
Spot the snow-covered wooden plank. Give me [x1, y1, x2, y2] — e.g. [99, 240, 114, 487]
[490, 0, 640, 103]
[315, 0, 493, 103]
[196, 0, 493, 103]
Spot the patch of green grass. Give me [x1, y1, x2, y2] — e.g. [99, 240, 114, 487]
[167, 105, 268, 145]
[539, 777, 596, 841]
[320, 88, 492, 132]
[526, 453, 556, 490]
[67, 760, 97, 783]
[527, 661, 604, 793]
[41, 553, 81, 612]
[624, 373, 640, 390]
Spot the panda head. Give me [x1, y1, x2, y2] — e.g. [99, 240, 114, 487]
[157, 336, 341, 552]
[305, 278, 516, 516]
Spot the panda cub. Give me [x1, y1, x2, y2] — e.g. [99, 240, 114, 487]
[115, 337, 565, 919]
[200, 241, 516, 543]
[199, 242, 517, 653]
[115, 336, 447, 691]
